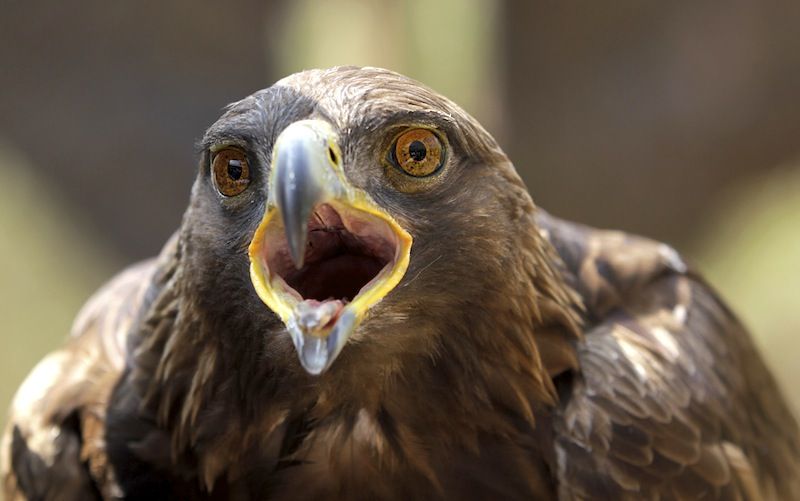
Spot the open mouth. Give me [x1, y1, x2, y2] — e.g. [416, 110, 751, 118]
[269, 203, 397, 306]
[247, 118, 412, 374]
[250, 201, 409, 341]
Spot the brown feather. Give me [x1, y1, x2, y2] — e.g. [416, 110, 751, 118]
[3, 67, 798, 500]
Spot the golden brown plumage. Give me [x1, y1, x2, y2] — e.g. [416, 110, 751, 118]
[3, 67, 799, 500]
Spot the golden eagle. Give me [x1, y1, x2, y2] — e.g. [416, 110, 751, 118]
[3, 67, 799, 500]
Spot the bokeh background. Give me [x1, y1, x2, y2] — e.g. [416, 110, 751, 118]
[1, 0, 799, 435]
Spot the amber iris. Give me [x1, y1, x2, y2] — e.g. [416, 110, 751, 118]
[212, 148, 251, 196]
[393, 129, 443, 177]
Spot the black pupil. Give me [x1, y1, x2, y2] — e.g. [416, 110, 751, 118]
[408, 141, 427, 162]
[227, 160, 243, 180]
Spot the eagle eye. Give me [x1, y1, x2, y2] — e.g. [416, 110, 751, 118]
[212, 148, 251, 197]
[391, 128, 443, 177]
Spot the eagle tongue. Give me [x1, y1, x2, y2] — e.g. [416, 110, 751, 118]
[295, 299, 343, 332]
[287, 300, 355, 375]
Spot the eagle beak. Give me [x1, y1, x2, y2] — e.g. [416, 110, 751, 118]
[248, 120, 412, 375]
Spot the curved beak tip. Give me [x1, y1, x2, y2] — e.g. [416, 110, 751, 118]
[271, 121, 341, 270]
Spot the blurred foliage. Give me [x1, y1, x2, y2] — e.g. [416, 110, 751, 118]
[693, 164, 800, 416]
[0, 143, 119, 430]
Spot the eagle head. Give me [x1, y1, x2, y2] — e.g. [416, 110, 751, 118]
[182, 66, 549, 378]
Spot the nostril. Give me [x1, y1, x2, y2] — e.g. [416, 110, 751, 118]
[328, 146, 338, 165]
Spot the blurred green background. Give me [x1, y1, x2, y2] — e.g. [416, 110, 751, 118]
[1, 0, 799, 437]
